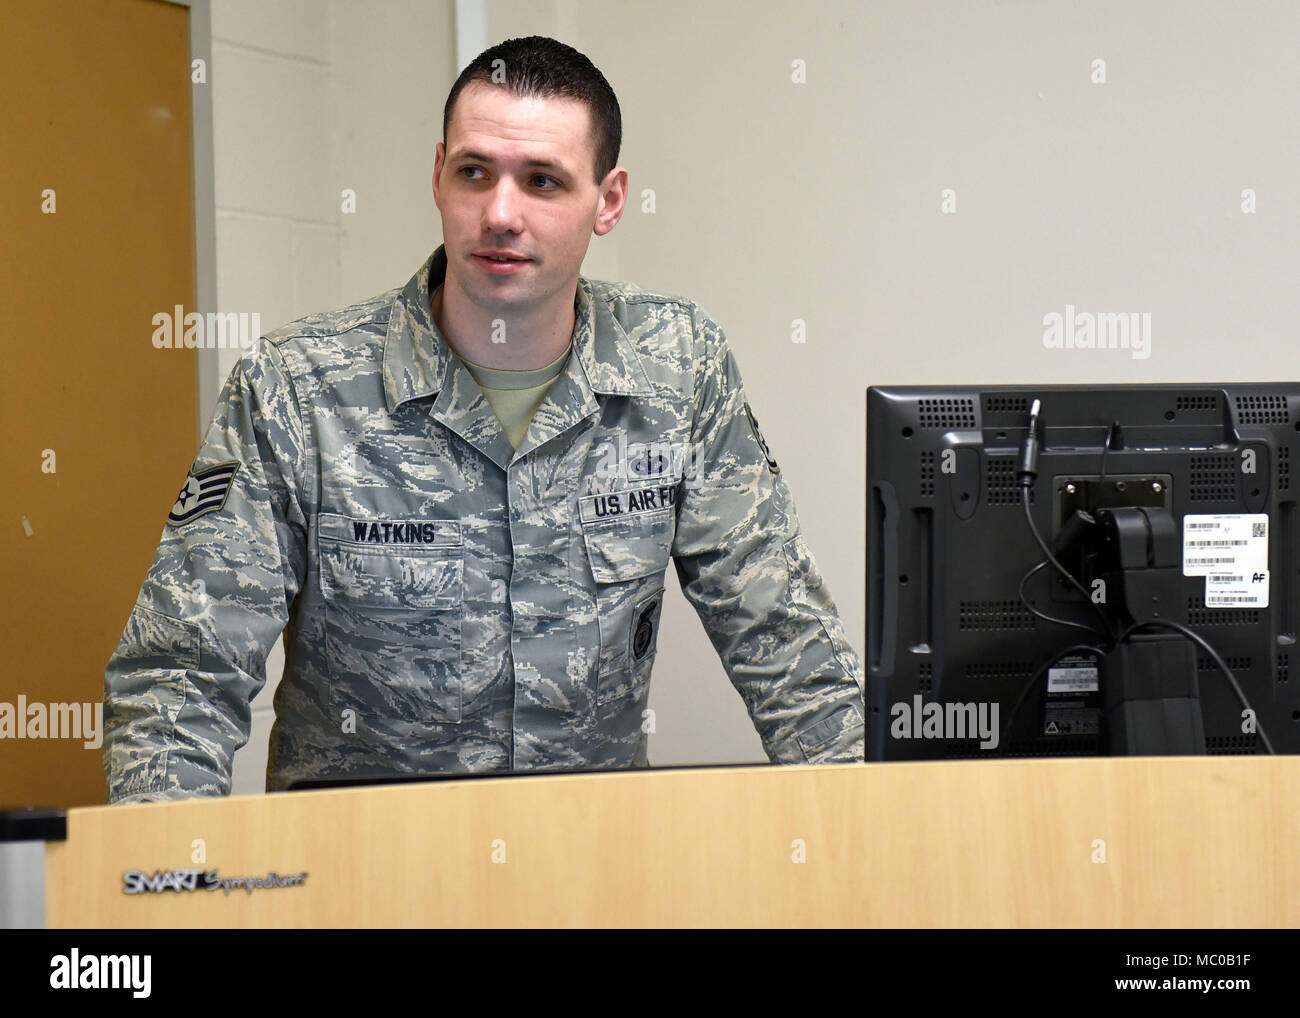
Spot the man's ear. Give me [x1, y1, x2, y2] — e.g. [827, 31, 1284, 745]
[594, 166, 629, 237]
[432, 141, 445, 205]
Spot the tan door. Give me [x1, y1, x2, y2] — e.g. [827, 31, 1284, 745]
[0, 0, 199, 807]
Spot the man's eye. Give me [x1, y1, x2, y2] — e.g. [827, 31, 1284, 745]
[533, 175, 559, 189]
[459, 166, 484, 180]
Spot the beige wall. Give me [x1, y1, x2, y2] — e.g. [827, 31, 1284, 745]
[209, 0, 1300, 791]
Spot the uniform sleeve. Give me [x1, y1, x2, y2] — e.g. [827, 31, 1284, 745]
[102, 339, 309, 803]
[671, 306, 865, 764]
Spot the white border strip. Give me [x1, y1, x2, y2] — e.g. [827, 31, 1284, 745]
[454, 0, 490, 73]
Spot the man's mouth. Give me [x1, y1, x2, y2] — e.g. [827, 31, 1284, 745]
[472, 251, 531, 274]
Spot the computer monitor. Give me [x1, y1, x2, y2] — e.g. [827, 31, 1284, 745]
[866, 383, 1300, 760]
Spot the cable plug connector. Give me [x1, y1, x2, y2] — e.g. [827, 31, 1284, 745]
[1017, 397, 1042, 486]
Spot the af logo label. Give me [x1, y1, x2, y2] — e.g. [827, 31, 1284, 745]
[168, 461, 239, 526]
[743, 401, 780, 475]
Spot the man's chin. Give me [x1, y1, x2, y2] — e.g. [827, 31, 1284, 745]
[462, 285, 542, 314]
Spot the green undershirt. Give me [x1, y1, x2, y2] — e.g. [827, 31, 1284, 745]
[434, 283, 573, 449]
[457, 344, 571, 450]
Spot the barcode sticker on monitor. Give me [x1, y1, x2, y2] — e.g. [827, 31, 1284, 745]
[1182, 514, 1268, 576]
[1047, 664, 1100, 693]
[1205, 569, 1269, 608]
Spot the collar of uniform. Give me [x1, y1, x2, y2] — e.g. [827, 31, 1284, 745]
[381, 245, 452, 412]
[382, 245, 654, 413]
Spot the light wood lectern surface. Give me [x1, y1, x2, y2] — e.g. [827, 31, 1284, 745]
[42, 756, 1300, 927]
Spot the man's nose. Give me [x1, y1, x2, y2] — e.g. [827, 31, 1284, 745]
[483, 178, 524, 233]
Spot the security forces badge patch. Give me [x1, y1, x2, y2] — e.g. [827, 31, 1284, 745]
[631, 591, 664, 663]
[743, 401, 780, 475]
[168, 461, 240, 526]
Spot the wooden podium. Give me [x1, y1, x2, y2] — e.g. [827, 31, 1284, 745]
[19, 756, 1300, 927]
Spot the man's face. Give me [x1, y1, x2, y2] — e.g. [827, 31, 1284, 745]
[433, 81, 625, 317]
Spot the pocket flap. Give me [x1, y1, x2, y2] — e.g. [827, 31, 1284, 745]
[796, 702, 864, 760]
[319, 541, 462, 610]
[582, 510, 674, 583]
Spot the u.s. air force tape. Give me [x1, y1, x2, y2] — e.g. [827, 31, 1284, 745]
[743, 401, 780, 474]
[168, 461, 239, 526]
[578, 481, 678, 523]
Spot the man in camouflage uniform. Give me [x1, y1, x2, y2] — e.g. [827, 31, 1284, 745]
[103, 36, 864, 803]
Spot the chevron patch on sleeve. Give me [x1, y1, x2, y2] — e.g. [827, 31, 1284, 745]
[167, 461, 240, 526]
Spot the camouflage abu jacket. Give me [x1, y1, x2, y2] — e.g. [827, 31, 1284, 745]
[103, 245, 865, 803]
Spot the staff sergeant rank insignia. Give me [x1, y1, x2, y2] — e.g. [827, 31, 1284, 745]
[168, 461, 239, 527]
[743, 401, 780, 475]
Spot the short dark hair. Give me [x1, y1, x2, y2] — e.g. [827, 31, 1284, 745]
[442, 36, 622, 186]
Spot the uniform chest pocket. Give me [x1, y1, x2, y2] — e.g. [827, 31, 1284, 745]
[582, 508, 675, 584]
[318, 536, 465, 727]
[319, 542, 462, 608]
[582, 509, 674, 699]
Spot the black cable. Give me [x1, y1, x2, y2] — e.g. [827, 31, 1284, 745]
[1021, 487, 1116, 644]
[998, 642, 1106, 755]
[1016, 399, 1115, 643]
[1088, 420, 1118, 516]
[1116, 617, 1275, 754]
[1017, 560, 1110, 639]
